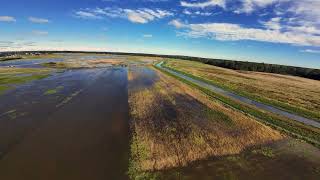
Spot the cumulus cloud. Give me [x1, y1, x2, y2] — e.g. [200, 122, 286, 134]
[74, 7, 173, 23]
[260, 17, 282, 30]
[181, 0, 226, 8]
[169, 19, 320, 46]
[176, 0, 320, 47]
[0, 16, 16, 22]
[259, 1, 320, 37]
[28, 17, 50, 23]
[234, 0, 280, 14]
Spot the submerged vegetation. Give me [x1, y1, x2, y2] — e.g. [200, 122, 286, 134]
[128, 66, 283, 178]
[0, 68, 52, 94]
[44, 86, 64, 95]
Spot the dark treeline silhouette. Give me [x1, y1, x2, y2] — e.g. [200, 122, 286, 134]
[1, 51, 319, 80]
[179, 56, 320, 81]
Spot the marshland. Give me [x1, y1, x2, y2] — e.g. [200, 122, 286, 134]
[0, 53, 319, 180]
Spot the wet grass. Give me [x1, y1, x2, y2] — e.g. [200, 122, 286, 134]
[157, 63, 320, 148]
[56, 89, 83, 107]
[42, 62, 71, 69]
[0, 68, 52, 94]
[252, 147, 275, 158]
[165, 60, 320, 121]
[21, 54, 62, 60]
[44, 86, 64, 95]
[128, 66, 283, 178]
[155, 139, 320, 180]
[0, 85, 9, 94]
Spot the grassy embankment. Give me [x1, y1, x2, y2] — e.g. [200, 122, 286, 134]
[165, 60, 320, 121]
[128, 66, 283, 179]
[0, 68, 53, 94]
[157, 61, 320, 148]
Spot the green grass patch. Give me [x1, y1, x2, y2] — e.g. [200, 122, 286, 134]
[128, 134, 160, 180]
[0, 85, 9, 94]
[42, 62, 70, 68]
[204, 108, 234, 126]
[44, 86, 64, 95]
[0, 74, 49, 84]
[252, 147, 275, 158]
[0, 68, 52, 94]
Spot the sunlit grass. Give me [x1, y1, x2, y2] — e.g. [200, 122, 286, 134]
[165, 59, 320, 121]
[127, 66, 283, 177]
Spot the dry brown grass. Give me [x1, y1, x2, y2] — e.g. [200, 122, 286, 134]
[128, 67, 283, 173]
[87, 59, 123, 65]
[166, 60, 320, 120]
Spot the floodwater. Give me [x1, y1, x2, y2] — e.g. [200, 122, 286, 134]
[0, 56, 318, 179]
[157, 62, 320, 128]
[0, 57, 132, 179]
[0, 53, 117, 68]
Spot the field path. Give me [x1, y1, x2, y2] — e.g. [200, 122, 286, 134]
[157, 61, 320, 129]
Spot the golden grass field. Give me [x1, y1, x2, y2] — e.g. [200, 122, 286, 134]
[127, 66, 283, 177]
[165, 60, 320, 120]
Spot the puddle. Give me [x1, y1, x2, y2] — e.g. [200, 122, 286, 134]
[128, 66, 159, 92]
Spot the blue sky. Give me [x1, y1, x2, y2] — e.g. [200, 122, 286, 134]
[0, 0, 319, 68]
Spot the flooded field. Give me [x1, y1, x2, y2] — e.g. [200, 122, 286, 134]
[0, 53, 319, 180]
[0, 67, 130, 179]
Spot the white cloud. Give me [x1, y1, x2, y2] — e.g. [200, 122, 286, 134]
[169, 19, 320, 46]
[183, 9, 213, 16]
[261, 17, 281, 30]
[127, 11, 148, 23]
[300, 49, 320, 54]
[74, 11, 102, 19]
[181, 0, 226, 8]
[260, 1, 320, 37]
[75, 8, 173, 24]
[143, 34, 153, 38]
[28, 17, 50, 23]
[235, 0, 280, 14]
[169, 19, 186, 28]
[0, 16, 16, 22]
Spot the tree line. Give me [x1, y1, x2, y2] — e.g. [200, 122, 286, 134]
[1, 51, 319, 80]
[181, 57, 320, 80]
